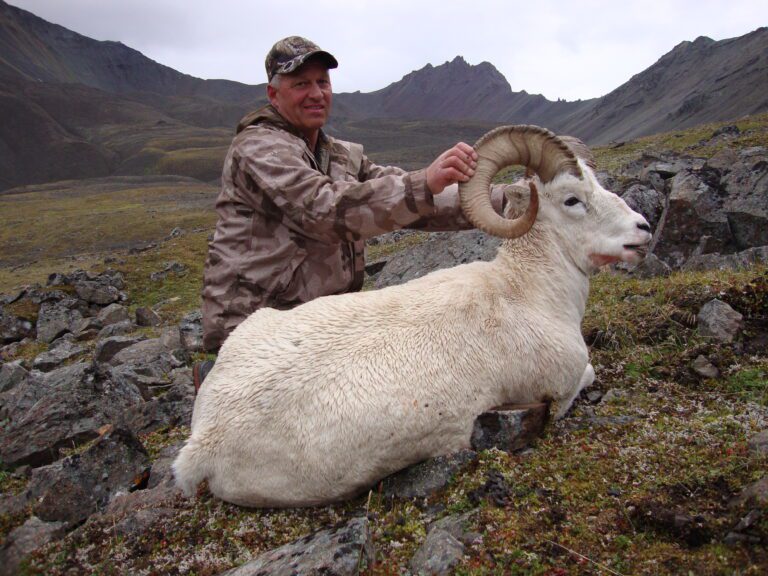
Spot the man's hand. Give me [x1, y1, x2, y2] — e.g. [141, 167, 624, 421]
[426, 142, 478, 194]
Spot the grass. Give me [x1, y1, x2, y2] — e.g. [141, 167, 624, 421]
[2, 112, 768, 574]
[593, 112, 768, 174]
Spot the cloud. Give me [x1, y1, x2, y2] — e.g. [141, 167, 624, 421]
[10, 0, 768, 100]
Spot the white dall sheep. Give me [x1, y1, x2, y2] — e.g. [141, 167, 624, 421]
[173, 125, 652, 507]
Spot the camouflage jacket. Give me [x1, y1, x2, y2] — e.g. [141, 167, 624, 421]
[202, 105, 501, 351]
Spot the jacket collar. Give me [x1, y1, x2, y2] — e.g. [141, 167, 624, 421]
[236, 104, 330, 170]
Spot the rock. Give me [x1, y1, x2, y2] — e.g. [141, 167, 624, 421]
[711, 125, 741, 139]
[71, 316, 103, 340]
[96, 320, 136, 339]
[621, 183, 665, 231]
[150, 261, 188, 282]
[35, 301, 83, 343]
[97, 303, 130, 326]
[168, 227, 185, 239]
[24, 427, 149, 525]
[629, 253, 672, 278]
[147, 442, 184, 489]
[429, 510, 481, 545]
[219, 517, 373, 576]
[706, 147, 739, 171]
[179, 310, 204, 353]
[75, 281, 122, 305]
[748, 430, 768, 456]
[376, 230, 501, 289]
[721, 148, 768, 250]
[470, 403, 548, 453]
[95, 335, 145, 364]
[383, 449, 477, 499]
[0, 360, 28, 393]
[109, 338, 185, 377]
[697, 299, 743, 343]
[105, 477, 181, 519]
[730, 477, 768, 508]
[586, 390, 603, 404]
[468, 470, 513, 507]
[724, 509, 763, 546]
[32, 335, 86, 371]
[112, 507, 177, 539]
[683, 245, 768, 272]
[118, 369, 194, 435]
[0, 308, 35, 344]
[0, 362, 144, 467]
[654, 168, 734, 267]
[692, 355, 720, 379]
[159, 326, 182, 350]
[0, 516, 67, 576]
[135, 307, 162, 327]
[409, 529, 465, 576]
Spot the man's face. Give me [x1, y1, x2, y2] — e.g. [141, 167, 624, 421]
[267, 60, 332, 141]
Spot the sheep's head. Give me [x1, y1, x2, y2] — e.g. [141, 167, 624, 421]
[460, 125, 652, 271]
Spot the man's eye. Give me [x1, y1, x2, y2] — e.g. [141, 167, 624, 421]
[565, 197, 582, 207]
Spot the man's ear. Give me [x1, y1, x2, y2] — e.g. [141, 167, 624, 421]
[267, 84, 278, 108]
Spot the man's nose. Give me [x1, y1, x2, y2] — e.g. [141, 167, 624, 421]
[308, 82, 323, 98]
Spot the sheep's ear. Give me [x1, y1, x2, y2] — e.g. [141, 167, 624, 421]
[502, 184, 532, 218]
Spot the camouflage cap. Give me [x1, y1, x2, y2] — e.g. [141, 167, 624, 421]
[265, 36, 338, 81]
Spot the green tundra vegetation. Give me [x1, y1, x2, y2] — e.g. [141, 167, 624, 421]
[1, 114, 767, 574]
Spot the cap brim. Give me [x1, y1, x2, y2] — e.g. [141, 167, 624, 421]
[279, 50, 338, 75]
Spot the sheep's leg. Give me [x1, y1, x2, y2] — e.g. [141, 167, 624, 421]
[552, 363, 595, 420]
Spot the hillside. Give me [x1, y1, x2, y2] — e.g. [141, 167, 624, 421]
[0, 115, 767, 575]
[562, 28, 768, 143]
[1, 0, 767, 191]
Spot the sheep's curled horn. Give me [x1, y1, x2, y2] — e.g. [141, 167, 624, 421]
[459, 125, 583, 238]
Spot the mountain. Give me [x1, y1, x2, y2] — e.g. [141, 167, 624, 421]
[0, 0, 262, 102]
[1, 0, 767, 191]
[560, 28, 768, 143]
[334, 56, 595, 127]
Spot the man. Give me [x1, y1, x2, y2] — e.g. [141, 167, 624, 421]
[195, 36, 502, 388]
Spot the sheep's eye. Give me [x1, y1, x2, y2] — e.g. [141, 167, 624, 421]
[564, 197, 582, 207]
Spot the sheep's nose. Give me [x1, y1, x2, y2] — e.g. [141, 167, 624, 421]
[637, 222, 651, 233]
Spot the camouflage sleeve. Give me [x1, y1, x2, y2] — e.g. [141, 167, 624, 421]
[235, 129, 436, 242]
[406, 183, 509, 231]
[357, 153, 508, 232]
[358, 155, 408, 180]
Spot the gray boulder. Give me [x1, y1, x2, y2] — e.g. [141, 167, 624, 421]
[376, 230, 501, 289]
[629, 253, 672, 278]
[654, 168, 734, 267]
[683, 246, 768, 271]
[96, 320, 136, 340]
[75, 281, 122, 306]
[621, 183, 665, 231]
[697, 299, 743, 343]
[0, 360, 28, 393]
[383, 449, 477, 500]
[135, 307, 162, 327]
[0, 362, 144, 467]
[409, 511, 480, 576]
[96, 303, 130, 326]
[720, 147, 768, 250]
[219, 517, 373, 576]
[470, 403, 548, 452]
[95, 335, 145, 364]
[0, 516, 67, 576]
[35, 301, 83, 343]
[0, 308, 35, 344]
[179, 310, 204, 353]
[409, 529, 465, 575]
[21, 427, 149, 525]
[32, 335, 86, 372]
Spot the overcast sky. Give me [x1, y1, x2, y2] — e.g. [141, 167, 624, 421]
[9, 0, 768, 101]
